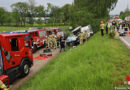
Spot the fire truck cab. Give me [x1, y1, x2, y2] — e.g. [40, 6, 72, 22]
[29, 29, 47, 52]
[0, 32, 33, 84]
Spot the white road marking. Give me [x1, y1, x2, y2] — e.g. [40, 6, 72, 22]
[120, 37, 130, 48]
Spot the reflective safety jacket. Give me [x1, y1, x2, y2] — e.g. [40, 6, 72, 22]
[100, 24, 105, 29]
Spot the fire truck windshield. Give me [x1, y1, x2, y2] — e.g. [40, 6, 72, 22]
[0, 49, 3, 76]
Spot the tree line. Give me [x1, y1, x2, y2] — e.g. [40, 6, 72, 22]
[0, 0, 118, 32]
[120, 8, 130, 20]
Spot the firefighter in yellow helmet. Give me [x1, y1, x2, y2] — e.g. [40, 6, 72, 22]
[100, 21, 105, 36]
[84, 30, 88, 41]
[52, 32, 57, 49]
[79, 30, 84, 45]
[48, 33, 53, 49]
[45, 36, 49, 49]
[0, 80, 9, 90]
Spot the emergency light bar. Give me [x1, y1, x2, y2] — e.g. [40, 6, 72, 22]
[2, 30, 28, 34]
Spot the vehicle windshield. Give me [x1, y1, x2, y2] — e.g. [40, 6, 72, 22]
[0, 49, 3, 76]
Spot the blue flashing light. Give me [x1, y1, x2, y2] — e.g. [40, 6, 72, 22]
[25, 30, 28, 33]
[10, 31, 14, 34]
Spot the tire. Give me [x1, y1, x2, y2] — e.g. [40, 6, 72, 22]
[33, 44, 37, 53]
[20, 61, 30, 77]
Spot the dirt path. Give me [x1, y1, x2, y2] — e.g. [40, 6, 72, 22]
[10, 48, 60, 90]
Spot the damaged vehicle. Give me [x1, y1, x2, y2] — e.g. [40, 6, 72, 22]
[66, 25, 93, 46]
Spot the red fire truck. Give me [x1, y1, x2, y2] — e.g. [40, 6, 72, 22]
[0, 32, 33, 85]
[48, 28, 59, 34]
[29, 29, 48, 52]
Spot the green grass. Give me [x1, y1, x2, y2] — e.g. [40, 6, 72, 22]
[0, 26, 69, 33]
[19, 32, 130, 90]
[0, 26, 29, 32]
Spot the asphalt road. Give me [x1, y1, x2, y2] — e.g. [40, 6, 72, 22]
[120, 35, 130, 49]
[114, 25, 130, 49]
[10, 48, 60, 90]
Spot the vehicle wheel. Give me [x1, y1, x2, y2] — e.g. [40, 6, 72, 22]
[20, 61, 30, 77]
[33, 44, 37, 53]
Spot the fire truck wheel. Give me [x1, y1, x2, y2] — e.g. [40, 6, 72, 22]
[21, 61, 30, 77]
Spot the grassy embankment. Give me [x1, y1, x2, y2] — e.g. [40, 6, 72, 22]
[19, 32, 130, 90]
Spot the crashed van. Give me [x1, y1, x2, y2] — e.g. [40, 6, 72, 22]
[66, 25, 93, 46]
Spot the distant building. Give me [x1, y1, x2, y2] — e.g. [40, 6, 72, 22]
[26, 14, 50, 24]
[125, 16, 130, 21]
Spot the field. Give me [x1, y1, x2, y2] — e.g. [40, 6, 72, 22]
[19, 32, 130, 90]
[0, 26, 29, 32]
[0, 26, 69, 32]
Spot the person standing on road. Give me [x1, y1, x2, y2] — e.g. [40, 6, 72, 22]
[48, 33, 53, 49]
[52, 32, 57, 49]
[59, 36, 66, 52]
[100, 21, 105, 36]
[116, 21, 120, 31]
[112, 19, 117, 30]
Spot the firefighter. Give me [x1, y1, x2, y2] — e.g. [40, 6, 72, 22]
[59, 36, 66, 52]
[100, 21, 105, 36]
[116, 22, 120, 31]
[48, 34, 53, 49]
[79, 31, 84, 44]
[0, 80, 9, 90]
[112, 19, 117, 30]
[124, 22, 129, 31]
[106, 22, 109, 34]
[83, 30, 88, 41]
[52, 32, 57, 49]
[45, 36, 49, 49]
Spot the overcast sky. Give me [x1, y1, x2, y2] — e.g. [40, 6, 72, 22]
[0, 0, 73, 11]
[0, 0, 129, 15]
[110, 0, 130, 15]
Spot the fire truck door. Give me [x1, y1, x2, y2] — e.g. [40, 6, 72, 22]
[24, 36, 32, 58]
[9, 37, 22, 66]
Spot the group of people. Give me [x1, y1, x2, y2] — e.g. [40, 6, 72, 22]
[100, 19, 130, 36]
[46, 32, 57, 49]
[78, 30, 88, 44]
[112, 20, 130, 31]
[46, 32, 66, 52]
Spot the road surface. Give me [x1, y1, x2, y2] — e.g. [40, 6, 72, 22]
[115, 26, 130, 49]
[10, 48, 60, 90]
[120, 35, 130, 49]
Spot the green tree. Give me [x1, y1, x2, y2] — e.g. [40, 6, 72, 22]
[61, 4, 73, 25]
[47, 3, 61, 25]
[71, 0, 118, 32]
[34, 5, 45, 25]
[0, 8, 7, 25]
[120, 9, 130, 20]
[11, 2, 29, 26]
